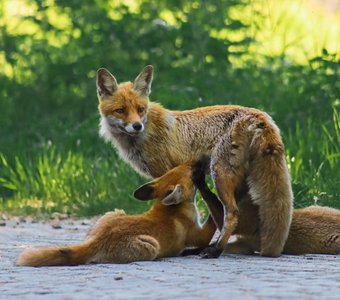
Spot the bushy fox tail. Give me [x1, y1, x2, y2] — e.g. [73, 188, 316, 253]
[245, 113, 293, 256]
[17, 240, 95, 267]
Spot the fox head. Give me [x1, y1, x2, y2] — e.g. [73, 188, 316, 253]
[133, 164, 197, 206]
[96, 65, 153, 136]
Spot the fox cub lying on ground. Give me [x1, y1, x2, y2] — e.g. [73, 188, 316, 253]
[97, 65, 293, 258]
[194, 173, 340, 255]
[17, 163, 216, 267]
[228, 201, 340, 255]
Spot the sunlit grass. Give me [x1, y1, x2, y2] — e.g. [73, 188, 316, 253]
[0, 147, 149, 216]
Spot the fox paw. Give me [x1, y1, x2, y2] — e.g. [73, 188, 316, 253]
[200, 246, 223, 259]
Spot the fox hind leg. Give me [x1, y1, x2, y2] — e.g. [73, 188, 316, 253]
[201, 127, 249, 258]
[202, 115, 293, 258]
[114, 235, 160, 263]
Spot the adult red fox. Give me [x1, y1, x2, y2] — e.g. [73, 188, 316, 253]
[17, 163, 216, 266]
[96, 65, 293, 257]
[194, 172, 340, 255]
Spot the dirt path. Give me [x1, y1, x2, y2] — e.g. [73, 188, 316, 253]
[0, 217, 339, 299]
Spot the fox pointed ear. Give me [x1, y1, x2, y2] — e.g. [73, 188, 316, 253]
[133, 182, 155, 201]
[134, 65, 153, 96]
[162, 185, 182, 206]
[96, 68, 118, 98]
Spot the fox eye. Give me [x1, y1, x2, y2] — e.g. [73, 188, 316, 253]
[114, 108, 125, 114]
[138, 107, 145, 113]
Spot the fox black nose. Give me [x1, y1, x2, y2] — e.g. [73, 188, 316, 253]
[133, 122, 142, 131]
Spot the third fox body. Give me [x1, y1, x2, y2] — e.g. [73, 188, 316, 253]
[97, 65, 293, 257]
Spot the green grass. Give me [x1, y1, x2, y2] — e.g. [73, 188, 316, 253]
[286, 107, 340, 208]
[0, 146, 149, 216]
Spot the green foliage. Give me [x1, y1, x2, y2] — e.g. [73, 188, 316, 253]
[0, 0, 339, 215]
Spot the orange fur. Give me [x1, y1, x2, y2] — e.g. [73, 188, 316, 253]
[17, 164, 216, 267]
[226, 198, 340, 255]
[96, 66, 293, 257]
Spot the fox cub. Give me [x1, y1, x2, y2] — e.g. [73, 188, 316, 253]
[17, 163, 216, 267]
[228, 201, 340, 255]
[96, 65, 293, 258]
[194, 173, 340, 255]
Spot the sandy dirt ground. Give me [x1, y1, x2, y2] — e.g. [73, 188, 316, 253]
[0, 216, 339, 300]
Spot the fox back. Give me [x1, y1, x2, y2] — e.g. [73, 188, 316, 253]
[284, 206, 340, 254]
